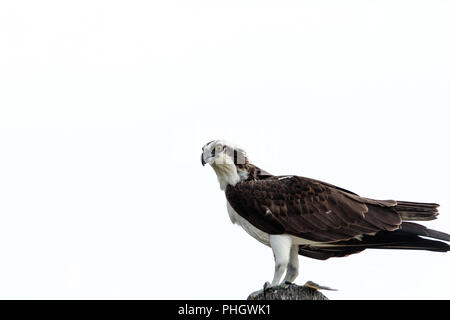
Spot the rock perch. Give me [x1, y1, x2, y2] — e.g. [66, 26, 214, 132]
[247, 282, 329, 300]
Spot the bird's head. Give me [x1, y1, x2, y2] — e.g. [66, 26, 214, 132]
[201, 140, 247, 167]
[201, 140, 249, 190]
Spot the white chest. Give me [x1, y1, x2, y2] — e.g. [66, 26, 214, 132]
[226, 201, 271, 247]
[225, 201, 336, 248]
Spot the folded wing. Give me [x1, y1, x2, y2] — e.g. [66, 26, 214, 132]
[225, 176, 403, 242]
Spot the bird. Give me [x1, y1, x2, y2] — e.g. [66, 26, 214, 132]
[201, 139, 450, 289]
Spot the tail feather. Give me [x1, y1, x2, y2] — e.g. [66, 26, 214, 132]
[400, 222, 450, 242]
[395, 200, 439, 221]
[298, 223, 450, 260]
[330, 230, 449, 252]
[298, 246, 365, 260]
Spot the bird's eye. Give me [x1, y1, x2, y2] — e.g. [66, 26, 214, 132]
[216, 145, 223, 152]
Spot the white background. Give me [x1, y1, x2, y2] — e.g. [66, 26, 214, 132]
[0, 1, 449, 299]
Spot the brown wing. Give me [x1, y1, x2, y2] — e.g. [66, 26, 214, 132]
[225, 176, 402, 242]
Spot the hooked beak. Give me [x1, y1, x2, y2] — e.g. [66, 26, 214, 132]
[201, 152, 206, 166]
[201, 149, 215, 166]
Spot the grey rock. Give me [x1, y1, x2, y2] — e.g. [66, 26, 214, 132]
[247, 283, 329, 300]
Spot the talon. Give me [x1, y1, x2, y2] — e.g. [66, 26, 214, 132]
[263, 281, 272, 299]
[284, 281, 293, 285]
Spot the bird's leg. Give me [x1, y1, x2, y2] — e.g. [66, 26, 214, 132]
[268, 235, 292, 287]
[283, 244, 299, 284]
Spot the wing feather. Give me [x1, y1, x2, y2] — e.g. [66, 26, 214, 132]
[225, 176, 402, 242]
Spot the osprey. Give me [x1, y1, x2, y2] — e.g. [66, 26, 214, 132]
[201, 140, 450, 288]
